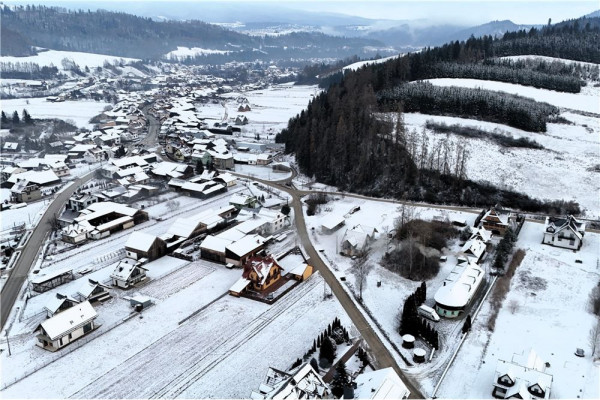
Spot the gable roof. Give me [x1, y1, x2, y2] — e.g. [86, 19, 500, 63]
[126, 231, 159, 252]
[40, 301, 97, 340]
[354, 367, 410, 399]
[110, 259, 147, 281]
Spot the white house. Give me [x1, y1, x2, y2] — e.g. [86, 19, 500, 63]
[340, 225, 378, 257]
[77, 279, 111, 303]
[460, 238, 486, 263]
[434, 260, 484, 318]
[542, 215, 585, 250]
[251, 363, 329, 399]
[36, 301, 97, 351]
[43, 293, 80, 318]
[110, 259, 148, 288]
[492, 349, 552, 399]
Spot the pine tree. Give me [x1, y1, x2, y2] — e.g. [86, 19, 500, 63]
[1, 111, 7, 124]
[420, 281, 427, 303]
[328, 323, 332, 335]
[310, 357, 319, 373]
[462, 315, 472, 334]
[22, 109, 32, 124]
[331, 361, 349, 398]
[281, 204, 291, 215]
[317, 335, 321, 348]
[12, 111, 20, 124]
[319, 337, 335, 366]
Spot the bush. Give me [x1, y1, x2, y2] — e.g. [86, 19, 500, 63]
[589, 283, 600, 317]
[382, 243, 440, 281]
[396, 219, 458, 251]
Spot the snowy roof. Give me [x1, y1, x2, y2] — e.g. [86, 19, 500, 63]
[230, 193, 255, 206]
[110, 259, 146, 281]
[229, 277, 251, 293]
[75, 201, 140, 223]
[40, 301, 97, 340]
[7, 169, 60, 185]
[354, 367, 410, 400]
[200, 235, 234, 253]
[234, 217, 268, 235]
[126, 231, 158, 252]
[494, 349, 553, 399]
[216, 226, 247, 242]
[470, 227, 492, 243]
[267, 363, 328, 399]
[460, 238, 486, 259]
[434, 261, 484, 308]
[168, 209, 223, 238]
[31, 267, 73, 284]
[242, 255, 281, 286]
[544, 215, 585, 239]
[227, 234, 266, 257]
[77, 279, 109, 299]
[44, 294, 79, 315]
[321, 214, 345, 230]
[288, 263, 310, 277]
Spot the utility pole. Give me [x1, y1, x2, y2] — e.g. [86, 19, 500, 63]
[6, 332, 11, 356]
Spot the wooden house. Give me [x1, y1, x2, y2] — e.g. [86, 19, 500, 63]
[110, 259, 148, 288]
[77, 279, 111, 303]
[125, 231, 167, 261]
[242, 255, 283, 292]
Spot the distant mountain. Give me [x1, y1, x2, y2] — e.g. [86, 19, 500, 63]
[0, 5, 385, 61]
[584, 10, 600, 18]
[448, 20, 542, 42]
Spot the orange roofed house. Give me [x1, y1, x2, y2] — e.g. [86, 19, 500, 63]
[243, 255, 283, 292]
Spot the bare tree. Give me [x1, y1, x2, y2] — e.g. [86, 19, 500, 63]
[589, 321, 600, 358]
[166, 199, 180, 212]
[351, 250, 373, 301]
[508, 299, 520, 314]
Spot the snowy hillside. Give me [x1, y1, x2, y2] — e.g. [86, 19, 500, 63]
[0, 49, 139, 70]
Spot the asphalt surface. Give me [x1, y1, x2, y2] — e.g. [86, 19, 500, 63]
[0, 171, 96, 331]
[230, 170, 425, 398]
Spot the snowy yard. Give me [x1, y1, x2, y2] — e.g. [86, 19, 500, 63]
[234, 164, 292, 181]
[400, 111, 600, 218]
[436, 224, 600, 399]
[0, 97, 110, 129]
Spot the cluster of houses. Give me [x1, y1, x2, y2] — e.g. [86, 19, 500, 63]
[492, 349, 553, 399]
[251, 363, 410, 400]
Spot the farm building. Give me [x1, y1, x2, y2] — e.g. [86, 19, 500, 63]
[229, 193, 258, 210]
[125, 231, 167, 261]
[35, 301, 97, 352]
[110, 259, 148, 289]
[542, 215, 585, 250]
[200, 235, 235, 263]
[434, 260, 484, 318]
[31, 268, 74, 293]
[320, 215, 345, 234]
[225, 234, 267, 267]
[70, 201, 148, 241]
[492, 349, 552, 399]
[167, 208, 225, 241]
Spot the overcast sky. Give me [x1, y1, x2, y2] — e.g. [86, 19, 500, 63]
[5, 0, 599, 25]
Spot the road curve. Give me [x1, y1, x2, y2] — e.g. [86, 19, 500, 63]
[1, 171, 96, 330]
[228, 170, 425, 399]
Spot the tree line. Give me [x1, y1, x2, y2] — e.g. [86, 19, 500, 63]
[379, 82, 559, 132]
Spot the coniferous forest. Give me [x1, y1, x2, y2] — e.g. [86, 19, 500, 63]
[278, 16, 599, 215]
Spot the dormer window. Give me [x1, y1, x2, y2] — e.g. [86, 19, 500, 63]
[528, 384, 544, 397]
[546, 227, 554, 233]
[498, 374, 515, 387]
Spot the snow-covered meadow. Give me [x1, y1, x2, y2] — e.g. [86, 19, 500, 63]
[0, 49, 139, 70]
[437, 224, 600, 399]
[400, 111, 600, 218]
[0, 97, 110, 129]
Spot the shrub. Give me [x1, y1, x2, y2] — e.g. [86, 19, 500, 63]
[382, 243, 440, 281]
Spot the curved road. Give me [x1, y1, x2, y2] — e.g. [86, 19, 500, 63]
[0, 171, 96, 330]
[230, 169, 425, 399]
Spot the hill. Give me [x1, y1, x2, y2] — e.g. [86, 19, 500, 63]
[0, 5, 383, 60]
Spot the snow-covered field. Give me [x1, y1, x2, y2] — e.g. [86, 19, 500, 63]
[0, 200, 49, 231]
[234, 164, 292, 181]
[422, 78, 600, 114]
[0, 97, 109, 129]
[198, 83, 318, 138]
[0, 49, 139, 70]
[437, 224, 600, 399]
[343, 54, 400, 72]
[164, 46, 230, 59]
[1, 268, 353, 398]
[401, 111, 600, 218]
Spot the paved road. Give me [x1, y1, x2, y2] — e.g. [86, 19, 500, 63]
[0, 172, 96, 330]
[229, 170, 425, 398]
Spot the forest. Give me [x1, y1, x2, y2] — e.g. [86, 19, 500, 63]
[0, 5, 381, 61]
[278, 16, 598, 214]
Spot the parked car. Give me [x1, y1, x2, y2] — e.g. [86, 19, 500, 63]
[418, 304, 441, 322]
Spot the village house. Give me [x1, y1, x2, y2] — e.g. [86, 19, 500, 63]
[480, 207, 518, 236]
[542, 215, 586, 250]
[68, 193, 100, 212]
[44, 293, 80, 318]
[340, 225, 378, 257]
[225, 234, 268, 267]
[459, 238, 487, 264]
[7, 169, 60, 188]
[251, 363, 329, 399]
[125, 231, 167, 261]
[35, 301, 97, 352]
[257, 153, 273, 166]
[243, 255, 283, 291]
[200, 235, 235, 264]
[76, 279, 111, 303]
[110, 259, 148, 288]
[229, 193, 259, 210]
[10, 179, 42, 203]
[320, 215, 346, 234]
[68, 202, 149, 241]
[492, 349, 552, 399]
[61, 223, 89, 244]
[31, 268, 74, 293]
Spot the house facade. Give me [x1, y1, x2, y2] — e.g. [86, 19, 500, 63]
[36, 301, 97, 352]
[242, 255, 283, 292]
[542, 215, 585, 250]
[492, 349, 552, 399]
[110, 260, 148, 288]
